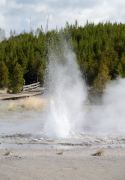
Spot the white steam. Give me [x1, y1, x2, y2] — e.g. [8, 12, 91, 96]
[43, 39, 125, 139]
[86, 78, 125, 135]
[44, 41, 87, 138]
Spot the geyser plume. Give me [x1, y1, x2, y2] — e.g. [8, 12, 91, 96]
[43, 38, 125, 139]
[44, 40, 87, 138]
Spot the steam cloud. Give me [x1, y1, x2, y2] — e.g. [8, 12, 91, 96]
[86, 78, 125, 135]
[43, 40, 87, 138]
[43, 39, 125, 138]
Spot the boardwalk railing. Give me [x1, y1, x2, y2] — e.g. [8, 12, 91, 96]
[0, 82, 45, 100]
[23, 82, 40, 92]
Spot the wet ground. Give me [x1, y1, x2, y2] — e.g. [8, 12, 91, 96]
[0, 99, 125, 150]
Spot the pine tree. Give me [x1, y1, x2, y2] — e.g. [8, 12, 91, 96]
[9, 63, 24, 93]
[0, 61, 9, 88]
[93, 63, 110, 93]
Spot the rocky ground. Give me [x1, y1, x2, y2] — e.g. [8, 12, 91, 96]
[0, 146, 125, 180]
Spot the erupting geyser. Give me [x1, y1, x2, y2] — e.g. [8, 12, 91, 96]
[44, 40, 87, 138]
[43, 39, 125, 139]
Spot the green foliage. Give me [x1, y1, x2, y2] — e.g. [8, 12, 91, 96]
[0, 22, 125, 93]
[93, 63, 110, 92]
[0, 61, 9, 88]
[9, 63, 24, 93]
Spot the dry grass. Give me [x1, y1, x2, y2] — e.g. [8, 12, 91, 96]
[8, 97, 48, 111]
[20, 97, 47, 110]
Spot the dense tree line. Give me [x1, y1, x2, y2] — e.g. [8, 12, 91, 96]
[0, 22, 125, 93]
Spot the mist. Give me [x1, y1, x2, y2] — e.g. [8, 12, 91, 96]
[43, 39, 125, 138]
[85, 78, 125, 135]
[43, 40, 87, 138]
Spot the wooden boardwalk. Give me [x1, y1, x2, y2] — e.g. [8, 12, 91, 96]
[0, 82, 45, 100]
